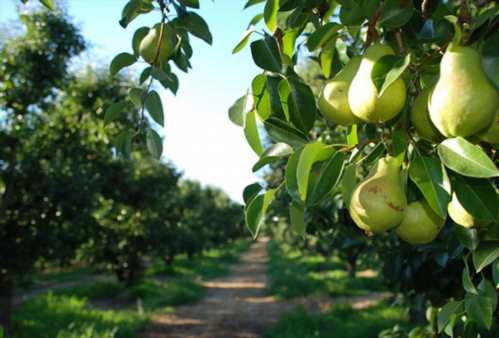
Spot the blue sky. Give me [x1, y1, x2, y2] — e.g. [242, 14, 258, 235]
[0, 0, 263, 202]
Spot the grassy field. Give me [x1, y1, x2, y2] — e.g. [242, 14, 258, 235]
[12, 239, 250, 338]
[267, 241, 385, 299]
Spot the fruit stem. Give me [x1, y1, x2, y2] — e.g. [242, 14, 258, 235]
[365, 1, 384, 48]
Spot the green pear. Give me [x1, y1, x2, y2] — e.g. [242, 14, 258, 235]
[348, 43, 407, 123]
[139, 23, 179, 65]
[428, 44, 499, 137]
[349, 156, 407, 234]
[447, 192, 490, 228]
[477, 110, 499, 145]
[410, 88, 443, 142]
[396, 201, 444, 245]
[318, 56, 362, 125]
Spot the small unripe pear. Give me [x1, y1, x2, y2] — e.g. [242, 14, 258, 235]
[477, 110, 499, 145]
[318, 56, 362, 125]
[396, 201, 444, 245]
[349, 156, 407, 234]
[448, 193, 490, 228]
[348, 43, 407, 123]
[429, 44, 498, 137]
[410, 88, 443, 142]
[139, 23, 179, 65]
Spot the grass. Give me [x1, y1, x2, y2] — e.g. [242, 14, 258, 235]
[267, 241, 385, 299]
[31, 266, 95, 286]
[12, 239, 251, 337]
[265, 302, 410, 338]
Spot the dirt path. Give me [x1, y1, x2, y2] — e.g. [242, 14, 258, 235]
[142, 238, 390, 338]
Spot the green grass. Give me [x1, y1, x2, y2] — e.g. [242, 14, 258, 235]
[265, 302, 410, 338]
[267, 241, 385, 299]
[12, 239, 251, 337]
[32, 266, 95, 286]
[12, 293, 147, 338]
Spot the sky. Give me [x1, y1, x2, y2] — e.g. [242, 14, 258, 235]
[0, 0, 264, 203]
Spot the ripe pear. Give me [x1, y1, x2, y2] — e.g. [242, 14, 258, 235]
[348, 43, 407, 123]
[318, 56, 362, 125]
[349, 156, 407, 234]
[410, 88, 443, 142]
[477, 110, 499, 144]
[139, 23, 179, 65]
[396, 201, 444, 245]
[429, 44, 498, 137]
[447, 192, 490, 228]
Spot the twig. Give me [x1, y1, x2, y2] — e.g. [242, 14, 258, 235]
[365, 1, 384, 47]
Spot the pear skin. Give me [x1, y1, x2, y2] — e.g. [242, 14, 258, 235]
[318, 56, 362, 125]
[410, 88, 443, 142]
[349, 156, 407, 234]
[429, 45, 498, 137]
[396, 201, 444, 245]
[348, 43, 407, 123]
[477, 110, 499, 145]
[139, 23, 179, 65]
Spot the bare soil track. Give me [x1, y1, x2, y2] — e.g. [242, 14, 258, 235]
[142, 238, 389, 338]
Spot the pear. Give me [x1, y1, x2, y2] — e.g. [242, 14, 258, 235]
[349, 156, 407, 234]
[477, 110, 499, 144]
[318, 56, 362, 125]
[348, 43, 407, 123]
[396, 201, 444, 245]
[139, 23, 179, 65]
[429, 44, 498, 137]
[410, 88, 443, 142]
[448, 192, 490, 228]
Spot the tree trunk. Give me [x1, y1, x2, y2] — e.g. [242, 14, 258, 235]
[0, 276, 13, 335]
[346, 254, 358, 279]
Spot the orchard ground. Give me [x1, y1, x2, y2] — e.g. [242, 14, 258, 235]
[11, 238, 410, 338]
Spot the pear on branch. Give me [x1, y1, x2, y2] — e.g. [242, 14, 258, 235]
[410, 88, 443, 142]
[396, 200, 444, 245]
[349, 156, 407, 234]
[348, 43, 407, 123]
[139, 23, 179, 65]
[429, 44, 498, 138]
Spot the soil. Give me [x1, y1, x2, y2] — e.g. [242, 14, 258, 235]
[141, 238, 390, 338]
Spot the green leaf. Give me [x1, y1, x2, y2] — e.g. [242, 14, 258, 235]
[145, 90, 164, 126]
[309, 151, 346, 206]
[287, 76, 317, 133]
[249, 13, 264, 26]
[139, 67, 152, 84]
[455, 226, 479, 251]
[462, 259, 478, 295]
[473, 242, 499, 273]
[244, 110, 264, 156]
[128, 87, 145, 108]
[266, 76, 286, 120]
[437, 137, 499, 178]
[228, 95, 248, 127]
[244, 0, 265, 9]
[339, 0, 364, 26]
[465, 279, 497, 329]
[132, 27, 149, 56]
[371, 53, 411, 96]
[379, 0, 415, 29]
[39, 0, 55, 10]
[114, 130, 133, 158]
[282, 29, 299, 59]
[264, 0, 279, 32]
[341, 164, 357, 207]
[452, 176, 499, 222]
[306, 22, 342, 51]
[289, 202, 306, 236]
[243, 183, 262, 205]
[110, 52, 137, 76]
[181, 12, 213, 45]
[482, 31, 499, 90]
[252, 143, 293, 172]
[320, 41, 335, 79]
[392, 129, 408, 166]
[286, 149, 302, 202]
[347, 124, 358, 145]
[120, 0, 148, 28]
[245, 189, 275, 239]
[409, 154, 451, 219]
[232, 27, 255, 54]
[250, 35, 282, 73]
[178, 0, 200, 8]
[104, 101, 129, 125]
[264, 117, 308, 149]
[492, 259, 499, 288]
[296, 142, 336, 202]
[437, 300, 464, 333]
[146, 128, 163, 159]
